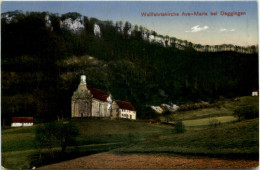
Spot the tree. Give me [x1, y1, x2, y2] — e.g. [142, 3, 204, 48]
[188, 42, 193, 48]
[35, 121, 79, 155]
[183, 40, 188, 47]
[175, 120, 186, 133]
[250, 45, 257, 53]
[134, 24, 139, 31]
[124, 21, 131, 33]
[165, 35, 169, 47]
[61, 12, 82, 20]
[205, 45, 209, 52]
[233, 105, 259, 121]
[35, 122, 58, 158]
[151, 30, 157, 39]
[139, 25, 144, 35]
[118, 21, 123, 32]
[162, 110, 172, 123]
[170, 37, 176, 47]
[56, 122, 80, 153]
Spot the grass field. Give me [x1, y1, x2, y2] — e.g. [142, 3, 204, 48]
[114, 118, 258, 157]
[2, 96, 259, 169]
[166, 96, 259, 128]
[182, 116, 237, 127]
[2, 120, 174, 169]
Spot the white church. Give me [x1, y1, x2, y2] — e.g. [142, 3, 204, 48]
[71, 75, 136, 120]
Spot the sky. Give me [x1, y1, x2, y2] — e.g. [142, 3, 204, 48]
[1, 1, 258, 46]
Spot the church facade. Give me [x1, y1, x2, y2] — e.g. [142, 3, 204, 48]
[71, 75, 136, 120]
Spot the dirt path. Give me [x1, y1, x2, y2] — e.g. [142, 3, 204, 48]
[39, 152, 258, 169]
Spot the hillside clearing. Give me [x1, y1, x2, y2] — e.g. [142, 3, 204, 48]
[182, 116, 237, 127]
[113, 118, 259, 158]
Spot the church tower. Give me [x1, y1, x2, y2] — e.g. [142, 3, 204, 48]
[71, 75, 93, 118]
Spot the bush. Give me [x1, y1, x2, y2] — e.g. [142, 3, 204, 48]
[56, 122, 79, 153]
[233, 105, 259, 121]
[163, 110, 172, 123]
[175, 121, 186, 133]
[209, 119, 221, 128]
[35, 121, 79, 155]
[35, 122, 59, 157]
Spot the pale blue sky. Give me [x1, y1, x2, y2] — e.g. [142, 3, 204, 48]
[1, 1, 258, 46]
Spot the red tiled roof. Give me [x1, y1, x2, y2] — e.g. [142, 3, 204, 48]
[115, 100, 136, 111]
[12, 117, 34, 123]
[87, 85, 109, 102]
[85, 85, 135, 111]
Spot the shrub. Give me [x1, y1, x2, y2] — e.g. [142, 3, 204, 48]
[209, 119, 221, 128]
[35, 122, 58, 157]
[35, 121, 79, 155]
[55, 122, 79, 154]
[233, 105, 259, 121]
[163, 110, 172, 123]
[175, 121, 186, 133]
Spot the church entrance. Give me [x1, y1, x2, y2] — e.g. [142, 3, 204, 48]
[78, 101, 92, 117]
[79, 101, 87, 118]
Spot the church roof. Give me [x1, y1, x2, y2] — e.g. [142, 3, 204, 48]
[115, 100, 136, 111]
[87, 85, 109, 102]
[12, 117, 34, 123]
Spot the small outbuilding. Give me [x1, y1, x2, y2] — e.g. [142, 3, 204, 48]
[115, 100, 136, 120]
[11, 117, 34, 127]
[252, 89, 258, 96]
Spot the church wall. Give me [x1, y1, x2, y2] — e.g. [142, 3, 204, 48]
[102, 102, 109, 117]
[71, 101, 75, 117]
[72, 102, 81, 117]
[100, 102, 104, 117]
[111, 103, 119, 119]
[91, 99, 110, 117]
[92, 99, 100, 117]
[72, 100, 92, 117]
[101, 101, 109, 117]
[71, 101, 81, 117]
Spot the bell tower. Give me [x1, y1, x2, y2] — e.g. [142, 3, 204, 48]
[71, 74, 93, 118]
[80, 75, 86, 84]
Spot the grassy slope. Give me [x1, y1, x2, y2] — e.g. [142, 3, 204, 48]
[73, 119, 173, 146]
[2, 96, 259, 168]
[114, 118, 259, 158]
[2, 120, 173, 169]
[168, 96, 258, 129]
[182, 116, 236, 127]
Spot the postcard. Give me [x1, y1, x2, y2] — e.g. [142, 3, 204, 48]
[1, 1, 259, 169]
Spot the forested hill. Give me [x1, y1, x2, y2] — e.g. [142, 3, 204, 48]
[1, 11, 258, 124]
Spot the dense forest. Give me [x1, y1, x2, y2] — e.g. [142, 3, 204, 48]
[1, 11, 258, 125]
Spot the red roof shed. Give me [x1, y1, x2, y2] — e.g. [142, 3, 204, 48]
[12, 117, 34, 123]
[115, 100, 136, 111]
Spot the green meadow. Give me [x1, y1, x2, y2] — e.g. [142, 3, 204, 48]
[2, 96, 259, 169]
